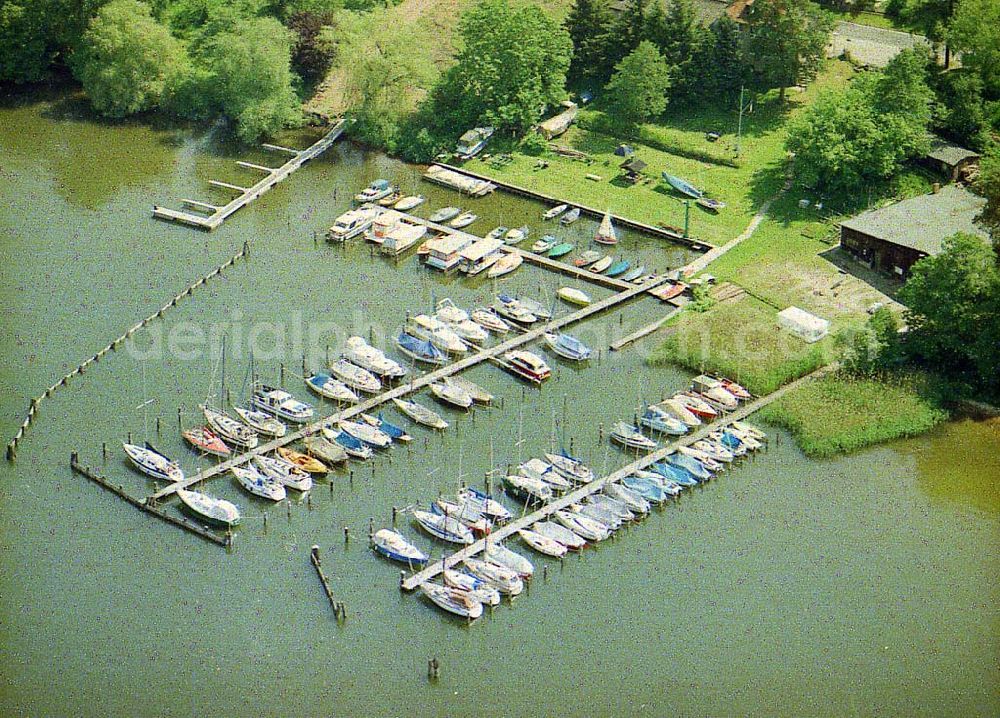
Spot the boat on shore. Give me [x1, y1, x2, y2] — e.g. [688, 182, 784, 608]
[662, 172, 703, 199]
[123, 443, 184, 482]
[697, 197, 726, 212]
[393, 398, 448, 429]
[182, 426, 231, 457]
[372, 529, 428, 566]
[177, 489, 240, 527]
[305, 373, 359, 403]
[232, 464, 286, 501]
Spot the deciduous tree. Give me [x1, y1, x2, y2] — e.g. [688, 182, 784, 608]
[741, 0, 833, 98]
[947, 0, 1000, 97]
[604, 40, 671, 128]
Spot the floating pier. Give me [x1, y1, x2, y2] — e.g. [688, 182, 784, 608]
[153, 120, 348, 230]
[609, 304, 685, 351]
[398, 363, 835, 591]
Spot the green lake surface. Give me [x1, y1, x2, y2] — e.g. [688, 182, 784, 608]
[1, 88, 998, 717]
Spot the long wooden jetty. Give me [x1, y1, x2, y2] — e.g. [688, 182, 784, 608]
[399, 363, 835, 591]
[153, 120, 348, 230]
[149, 276, 667, 501]
[431, 163, 711, 250]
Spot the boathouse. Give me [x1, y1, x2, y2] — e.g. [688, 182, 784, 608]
[922, 135, 981, 182]
[839, 184, 988, 278]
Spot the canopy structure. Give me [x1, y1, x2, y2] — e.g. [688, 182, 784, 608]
[777, 306, 829, 343]
[614, 144, 635, 157]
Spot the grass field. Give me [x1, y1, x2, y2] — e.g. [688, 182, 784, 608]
[758, 372, 949, 457]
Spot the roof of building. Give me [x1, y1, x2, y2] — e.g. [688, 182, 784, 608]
[459, 236, 503, 262]
[620, 158, 647, 173]
[840, 184, 988, 256]
[926, 135, 981, 167]
[726, 0, 755, 23]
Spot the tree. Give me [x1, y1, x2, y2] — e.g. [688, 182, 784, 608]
[975, 145, 1000, 252]
[202, 17, 301, 141]
[932, 69, 991, 150]
[741, 0, 833, 98]
[646, 0, 703, 99]
[947, 0, 1000, 97]
[287, 10, 336, 82]
[604, 40, 671, 128]
[0, 1, 53, 82]
[344, 42, 410, 152]
[564, 0, 615, 87]
[839, 307, 901, 376]
[785, 48, 933, 195]
[691, 16, 744, 104]
[71, 0, 188, 118]
[441, 0, 572, 134]
[899, 233, 1000, 394]
[887, 0, 954, 62]
[610, 0, 648, 66]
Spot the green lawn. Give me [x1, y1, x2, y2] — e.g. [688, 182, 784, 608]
[759, 372, 948, 457]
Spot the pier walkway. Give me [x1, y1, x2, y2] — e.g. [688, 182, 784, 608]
[399, 362, 835, 591]
[153, 120, 347, 230]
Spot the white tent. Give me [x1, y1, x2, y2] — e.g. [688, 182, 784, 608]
[777, 306, 829, 343]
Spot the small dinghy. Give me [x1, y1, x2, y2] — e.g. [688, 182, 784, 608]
[492, 294, 537, 324]
[433, 498, 490, 535]
[573, 250, 601, 267]
[253, 454, 313, 491]
[556, 287, 591, 306]
[590, 255, 613, 273]
[503, 350, 551, 383]
[429, 206, 461, 223]
[640, 405, 688, 435]
[450, 211, 478, 228]
[457, 487, 512, 522]
[504, 225, 529, 245]
[396, 331, 448, 365]
[344, 336, 408, 378]
[182, 426, 230, 457]
[421, 582, 483, 620]
[177, 489, 240, 527]
[123, 443, 184, 482]
[251, 386, 314, 423]
[486, 252, 523, 278]
[594, 210, 617, 245]
[560, 207, 581, 225]
[620, 265, 645, 282]
[603, 482, 650, 514]
[544, 332, 592, 361]
[547, 242, 574, 258]
[543, 203, 569, 220]
[443, 569, 501, 606]
[464, 558, 524, 595]
[610, 422, 657, 451]
[430, 379, 474, 409]
[696, 197, 726, 212]
[503, 474, 553, 503]
[372, 529, 428, 566]
[306, 373, 359, 403]
[340, 419, 392, 448]
[324, 427, 374, 460]
[485, 542, 534, 578]
[203, 405, 258, 448]
[232, 464, 286, 501]
[555, 510, 611, 542]
[470, 308, 512, 334]
[360, 413, 412, 442]
[531, 235, 556, 253]
[378, 191, 402, 207]
[605, 259, 630, 277]
[393, 398, 448, 429]
[413, 509, 475, 545]
[518, 528, 568, 558]
[302, 435, 348, 464]
[545, 451, 594, 483]
[329, 358, 381, 394]
[276, 446, 329, 473]
[532, 520, 586, 549]
[622, 475, 669, 504]
[393, 194, 425, 211]
[233, 406, 286, 437]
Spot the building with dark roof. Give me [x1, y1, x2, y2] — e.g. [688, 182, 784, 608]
[839, 184, 988, 278]
[922, 135, 981, 182]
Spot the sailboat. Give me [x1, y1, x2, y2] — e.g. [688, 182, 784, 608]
[594, 209, 617, 245]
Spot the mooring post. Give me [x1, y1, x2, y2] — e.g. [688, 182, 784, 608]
[127, 431, 132, 445]
[102, 442, 107, 461]
[344, 526, 350, 544]
[399, 570, 405, 589]
[177, 407, 183, 430]
[368, 517, 374, 538]
[263, 511, 268, 533]
[391, 506, 397, 526]
[156, 416, 161, 435]
[428, 658, 440, 681]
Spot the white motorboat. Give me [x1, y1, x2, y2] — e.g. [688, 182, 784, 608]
[518, 528, 568, 558]
[443, 569, 501, 606]
[372, 529, 428, 566]
[339, 419, 392, 448]
[233, 406, 287, 437]
[413, 509, 474, 544]
[532, 520, 586, 549]
[435, 299, 489, 344]
[203, 405, 258, 448]
[463, 558, 524, 595]
[470, 308, 513, 334]
[253, 454, 313, 491]
[543, 203, 569, 220]
[677, 445, 725, 473]
[408, 314, 468, 354]
[305, 373, 360, 403]
[393, 194, 425, 211]
[392, 398, 448, 429]
[430, 379, 474, 409]
[177, 489, 240, 527]
[421, 583, 483, 619]
[355, 179, 395, 203]
[544, 332, 592, 361]
[484, 542, 534, 578]
[122, 443, 184, 482]
[555, 510, 611, 542]
[519, 458, 572, 491]
[590, 256, 613, 273]
[250, 386, 314, 423]
[429, 206, 462, 223]
[450, 211, 478, 228]
[604, 482, 650, 514]
[232, 464, 286, 501]
[329, 358, 382, 394]
[327, 205, 382, 241]
[344, 336, 407, 378]
[503, 350, 552, 383]
[656, 398, 702, 427]
[544, 452, 594, 483]
[503, 226, 529, 244]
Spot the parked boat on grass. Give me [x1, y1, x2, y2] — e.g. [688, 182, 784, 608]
[662, 172, 703, 199]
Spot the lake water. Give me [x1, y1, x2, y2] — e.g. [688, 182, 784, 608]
[1, 87, 997, 717]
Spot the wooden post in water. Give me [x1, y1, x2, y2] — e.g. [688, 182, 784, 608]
[310, 545, 338, 615]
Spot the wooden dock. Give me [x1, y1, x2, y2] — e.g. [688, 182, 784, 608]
[148, 276, 668, 502]
[153, 120, 348, 230]
[609, 304, 685, 351]
[399, 363, 835, 591]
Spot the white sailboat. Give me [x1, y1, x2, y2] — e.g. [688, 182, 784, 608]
[594, 209, 617, 245]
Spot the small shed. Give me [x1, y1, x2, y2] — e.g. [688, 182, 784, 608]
[614, 144, 635, 157]
[619, 157, 647, 183]
[922, 135, 981, 182]
[777, 306, 829, 343]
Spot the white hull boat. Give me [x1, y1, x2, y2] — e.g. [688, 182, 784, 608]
[443, 570, 501, 606]
[408, 314, 468, 354]
[555, 510, 611, 542]
[413, 509, 474, 544]
[421, 583, 483, 619]
[344, 336, 407, 378]
[393, 398, 448, 429]
[430, 380, 474, 409]
[532, 520, 586, 549]
[484, 542, 534, 578]
[610, 422, 657, 451]
[329, 358, 382, 394]
[251, 387, 314, 423]
[203, 405, 258, 448]
[340, 420, 392, 448]
[123, 443, 184, 482]
[372, 529, 428, 566]
[306, 373, 359, 403]
[470, 308, 512, 334]
[463, 558, 524, 595]
[232, 464, 285, 501]
[233, 406, 287, 437]
[545, 452, 594, 483]
[177, 489, 240, 526]
[518, 529, 568, 557]
[253, 455, 313, 491]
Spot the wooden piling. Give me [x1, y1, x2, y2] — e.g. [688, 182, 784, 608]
[310, 545, 339, 615]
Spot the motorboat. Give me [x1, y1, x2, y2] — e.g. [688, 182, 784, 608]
[543, 332, 592, 361]
[504, 226, 529, 245]
[339, 419, 392, 448]
[678, 445, 726, 473]
[640, 405, 688, 435]
[590, 256, 613, 273]
[395, 331, 447, 365]
[463, 558, 524, 595]
[455, 126, 494, 158]
[329, 358, 382, 394]
[515, 296, 552, 320]
[429, 206, 462, 223]
[434, 299, 489, 343]
[556, 287, 591, 306]
[503, 474, 553, 503]
[445, 375, 493, 404]
[665, 452, 712, 481]
[650, 461, 698, 487]
[470, 308, 512, 334]
[232, 464, 286, 501]
[430, 379, 474, 409]
[457, 487, 512, 522]
[588, 494, 635, 522]
[251, 386, 314, 423]
[560, 207, 581, 225]
[547, 242, 574, 258]
[691, 375, 739, 410]
[413, 509, 475, 544]
[603, 482, 650, 514]
[393, 194, 425, 211]
[692, 439, 735, 462]
[203, 405, 258, 448]
[392, 398, 448, 429]
[360, 413, 412, 442]
[492, 295, 537, 324]
[573, 250, 601, 267]
[486, 252, 523, 278]
[555, 510, 610, 542]
[420, 582, 483, 619]
[253, 454, 313, 491]
[182, 426, 230, 457]
[656, 398, 701, 427]
[518, 528, 568, 558]
[345, 336, 407, 378]
[544, 451, 594, 483]
[609, 422, 657, 451]
[532, 520, 586, 549]
[355, 179, 396, 203]
[594, 209, 617, 245]
[123, 443, 184, 482]
[486, 226, 508, 241]
[233, 406, 287, 437]
[673, 392, 718, 419]
[531, 236, 556, 253]
[572, 502, 622, 530]
[543, 203, 569, 220]
[719, 378, 752, 400]
[327, 205, 382, 241]
[177, 489, 240, 527]
[503, 350, 551, 383]
[372, 529, 428, 566]
[450, 212, 478, 228]
[323, 427, 374, 459]
[408, 314, 468, 354]
[302, 435, 348, 464]
[443, 570, 501, 607]
[276, 446, 328, 473]
[305, 373, 359, 403]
